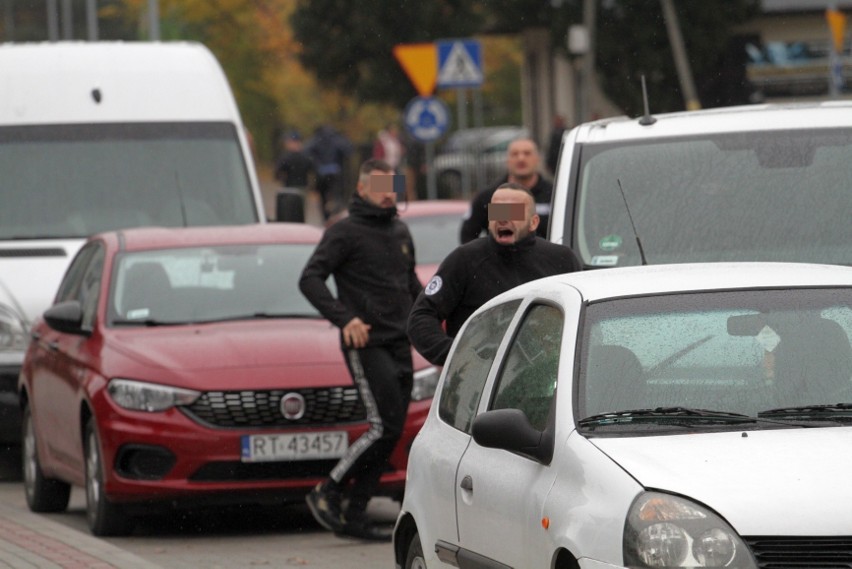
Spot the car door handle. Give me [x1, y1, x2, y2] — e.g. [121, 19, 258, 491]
[460, 475, 473, 492]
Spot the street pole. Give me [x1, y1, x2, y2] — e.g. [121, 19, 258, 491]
[60, 0, 72, 39]
[46, 0, 59, 41]
[661, 0, 700, 110]
[581, 0, 596, 123]
[86, 0, 98, 41]
[148, 0, 160, 41]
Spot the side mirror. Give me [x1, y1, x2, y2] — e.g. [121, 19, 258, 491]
[472, 408, 552, 464]
[275, 189, 306, 223]
[44, 301, 87, 335]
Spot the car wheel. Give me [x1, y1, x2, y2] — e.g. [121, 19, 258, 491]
[84, 418, 133, 536]
[437, 170, 462, 199]
[22, 406, 71, 512]
[404, 531, 426, 569]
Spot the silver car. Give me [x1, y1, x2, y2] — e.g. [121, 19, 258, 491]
[433, 126, 527, 198]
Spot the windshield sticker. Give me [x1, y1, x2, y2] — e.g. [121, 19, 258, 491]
[756, 325, 781, 352]
[599, 234, 623, 251]
[591, 255, 619, 267]
[127, 308, 150, 320]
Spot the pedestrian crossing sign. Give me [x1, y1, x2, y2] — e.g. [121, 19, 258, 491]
[437, 40, 483, 88]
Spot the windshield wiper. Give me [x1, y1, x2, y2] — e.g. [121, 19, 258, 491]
[759, 403, 852, 421]
[579, 406, 817, 428]
[111, 318, 176, 327]
[579, 406, 754, 425]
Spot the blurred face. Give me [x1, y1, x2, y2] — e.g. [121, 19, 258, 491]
[488, 188, 540, 245]
[506, 139, 540, 183]
[357, 170, 397, 208]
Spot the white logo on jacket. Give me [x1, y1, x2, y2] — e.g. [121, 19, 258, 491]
[425, 276, 443, 295]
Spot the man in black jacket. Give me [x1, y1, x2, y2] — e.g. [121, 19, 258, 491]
[299, 159, 422, 541]
[459, 138, 552, 243]
[410, 183, 580, 366]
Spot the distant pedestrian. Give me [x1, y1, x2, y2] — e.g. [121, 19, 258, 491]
[372, 123, 405, 173]
[299, 158, 422, 541]
[459, 138, 552, 243]
[305, 125, 353, 220]
[410, 183, 580, 366]
[274, 130, 313, 190]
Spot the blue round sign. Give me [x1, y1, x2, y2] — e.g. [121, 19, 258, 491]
[404, 96, 450, 143]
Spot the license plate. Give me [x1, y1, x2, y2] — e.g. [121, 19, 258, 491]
[241, 431, 348, 462]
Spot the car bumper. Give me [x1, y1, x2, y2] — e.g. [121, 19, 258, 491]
[96, 396, 432, 507]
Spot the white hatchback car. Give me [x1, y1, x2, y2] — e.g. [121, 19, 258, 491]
[394, 262, 852, 569]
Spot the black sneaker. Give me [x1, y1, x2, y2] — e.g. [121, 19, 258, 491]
[305, 482, 343, 532]
[335, 513, 392, 542]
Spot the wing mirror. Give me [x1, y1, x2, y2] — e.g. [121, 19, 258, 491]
[43, 301, 87, 335]
[472, 408, 552, 464]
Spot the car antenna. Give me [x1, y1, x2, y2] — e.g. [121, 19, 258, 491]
[174, 172, 189, 226]
[616, 179, 648, 265]
[638, 74, 657, 126]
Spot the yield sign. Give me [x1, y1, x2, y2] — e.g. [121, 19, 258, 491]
[392, 43, 438, 96]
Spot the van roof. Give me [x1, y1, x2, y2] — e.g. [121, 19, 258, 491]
[0, 41, 241, 125]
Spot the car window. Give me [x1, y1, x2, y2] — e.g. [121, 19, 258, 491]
[575, 128, 852, 267]
[491, 304, 563, 431]
[439, 300, 521, 433]
[55, 243, 98, 304]
[579, 288, 852, 422]
[109, 243, 331, 325]
[80, 246, 105, 331]
[404, 214, 463, 265]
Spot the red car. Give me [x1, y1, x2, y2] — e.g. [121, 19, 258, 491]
[18, 224, 439, 536]
[397, 199, 469, 284]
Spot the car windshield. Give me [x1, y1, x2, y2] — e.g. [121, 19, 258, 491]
[574, 128, 852, 267]
[0, 122, 258, 240]
[578, 288, 852, 428]
[404, 214, 462, 265]
[109, 243, 327, 325]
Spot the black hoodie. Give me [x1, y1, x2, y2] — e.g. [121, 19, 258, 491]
[299, 195, 423, 347]
[408, 233, 580, 365]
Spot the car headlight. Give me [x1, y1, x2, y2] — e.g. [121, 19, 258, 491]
[624, 492, 756, 569]
[411, 366, 440, 402]
[108, 379, 201, 412]
[0, 303, 28, 353]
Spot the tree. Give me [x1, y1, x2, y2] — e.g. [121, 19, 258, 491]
[291, 0, 760, 116]
[291, 0, 486, 108]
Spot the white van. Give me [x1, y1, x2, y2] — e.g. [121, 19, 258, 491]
[0, 42, 266, 442]
[548, 102, 852, 268]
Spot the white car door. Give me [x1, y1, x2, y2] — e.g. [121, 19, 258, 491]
[414, 300, 523, 564]
[454, 303, 565, 568]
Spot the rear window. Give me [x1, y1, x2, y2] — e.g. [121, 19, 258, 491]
[573, 128, 852, 267]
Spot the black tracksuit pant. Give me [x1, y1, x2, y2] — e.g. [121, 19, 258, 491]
[328, 340, 413, 514]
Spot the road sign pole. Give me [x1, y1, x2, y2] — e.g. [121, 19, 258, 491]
[426, 142, 437, 200]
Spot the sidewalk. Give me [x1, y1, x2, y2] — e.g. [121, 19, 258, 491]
[0, 499, 162, 569]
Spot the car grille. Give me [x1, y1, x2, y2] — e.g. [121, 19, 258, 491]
[744, 536, 852, 568]
[181, 387, 367, 428]
[189, 459, 339, 481]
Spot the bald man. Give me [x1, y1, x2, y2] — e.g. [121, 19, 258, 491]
[409, 183, 580, 366]
[460, 138, 553, 243]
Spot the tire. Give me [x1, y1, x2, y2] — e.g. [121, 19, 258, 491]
[404, 531, 427, 569]
[22, 406, 71, 512]
[84, 418, 133, 536]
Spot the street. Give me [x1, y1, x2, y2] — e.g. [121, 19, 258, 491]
[0, 446, 398, 568]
